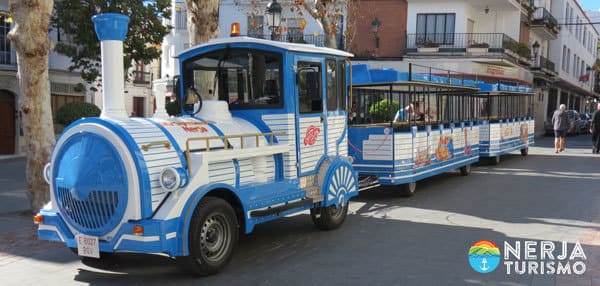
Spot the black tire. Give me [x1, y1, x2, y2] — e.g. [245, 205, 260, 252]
[520, 148, 528, 156]
[490, 156, 500, 165]
[310, 203, 349, 231]
[177, 197, 239, 276]
[400, 181, 417, 196]
[459, 164, 472, 176]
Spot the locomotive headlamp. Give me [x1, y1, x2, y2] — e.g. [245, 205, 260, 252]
[159, 167, 188, 192]
[43, 163, 52, 184]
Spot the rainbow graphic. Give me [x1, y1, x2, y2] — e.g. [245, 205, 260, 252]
[468, 240, 500, 273]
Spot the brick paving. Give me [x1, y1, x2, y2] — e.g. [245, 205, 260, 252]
[0, 217, 62, 267]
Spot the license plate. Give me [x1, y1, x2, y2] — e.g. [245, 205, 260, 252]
[76, 234, 100, 258]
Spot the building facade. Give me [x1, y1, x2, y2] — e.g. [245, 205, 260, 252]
[546, 0, 598, 121]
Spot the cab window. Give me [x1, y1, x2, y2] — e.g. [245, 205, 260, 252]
[182, 48, 283, 111]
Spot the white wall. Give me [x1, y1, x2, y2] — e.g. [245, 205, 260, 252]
[407, 1, 520, 40]
[549, 0, 597, 91]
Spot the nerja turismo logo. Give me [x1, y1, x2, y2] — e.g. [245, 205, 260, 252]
[468, 240, 587, 275]
[468, 240, 501, 273]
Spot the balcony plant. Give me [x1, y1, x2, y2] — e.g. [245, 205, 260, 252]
[416, 39, 440, 52]
[467, 42, 489, 53]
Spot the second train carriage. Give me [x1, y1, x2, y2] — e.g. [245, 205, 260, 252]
[475, 82, 535, 164]
[347, 64, 481, 195]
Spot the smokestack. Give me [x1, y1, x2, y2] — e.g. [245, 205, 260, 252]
[92, 13, 130, 120]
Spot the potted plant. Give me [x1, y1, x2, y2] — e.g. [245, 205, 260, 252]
[467, 42, 489, 53]
[417, 39, 440, 53]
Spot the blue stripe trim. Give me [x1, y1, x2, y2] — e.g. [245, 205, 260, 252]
[141, 118, 188, 170]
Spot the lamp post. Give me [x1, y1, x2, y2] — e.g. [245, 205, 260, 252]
[532, 41, 540, 68]
[266, 0, 282, 41]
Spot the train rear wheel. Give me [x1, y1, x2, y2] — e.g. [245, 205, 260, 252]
[310, 203, 349, 231]
[460, 164, 472, 176]
[400, 182, 417, 196]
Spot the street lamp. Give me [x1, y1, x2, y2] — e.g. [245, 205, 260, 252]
[532, 41, 540, 67]
[266, 0, 282, 41]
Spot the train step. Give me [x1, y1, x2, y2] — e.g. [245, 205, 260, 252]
[249, 198, 314, 217]
[242, 181, 307, 210]
[359, 176, 380, 192]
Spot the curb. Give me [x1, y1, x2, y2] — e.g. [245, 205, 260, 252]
[0, 155, 26, 163]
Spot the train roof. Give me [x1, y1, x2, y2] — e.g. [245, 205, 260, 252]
[178, 36, 354, 58]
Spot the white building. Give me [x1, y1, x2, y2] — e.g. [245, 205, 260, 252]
[530, 0, 560, 135]
[218, 0, 345, 46]
[546, 0, 598, 119]
[153, 0, 188, 107]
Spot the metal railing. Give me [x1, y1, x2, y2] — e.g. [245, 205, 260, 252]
[246, 34, 345, 50]
[184, 131, 285, 175]
[532, 7, 559, 31]
[132, 71, 152, 84]
[406, 33, 531, 58]
[535, 55, 556, 73]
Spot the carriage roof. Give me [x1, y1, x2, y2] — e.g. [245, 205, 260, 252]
[178, 36, 354, 59]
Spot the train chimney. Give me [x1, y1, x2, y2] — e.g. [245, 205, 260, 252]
[92, 13, 130, 120]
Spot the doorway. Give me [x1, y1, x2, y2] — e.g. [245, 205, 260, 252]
[133, 97, 145, 117]
[0, 91, 15, 154]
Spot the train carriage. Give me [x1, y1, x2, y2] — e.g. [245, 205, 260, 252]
[347, 64, 480, 195]
[34, 14, 359, 275]
[475, 82, 535, 164]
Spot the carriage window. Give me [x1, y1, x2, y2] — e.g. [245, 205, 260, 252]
[297, 62, 322, 114]
[338, 60, 347, 112]
[326, 59, 337, 111]
[182, 49, 282, 111]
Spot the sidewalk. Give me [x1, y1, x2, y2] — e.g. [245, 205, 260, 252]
[0, 156, 61, 267]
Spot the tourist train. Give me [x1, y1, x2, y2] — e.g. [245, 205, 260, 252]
[34, 14, 534, 275]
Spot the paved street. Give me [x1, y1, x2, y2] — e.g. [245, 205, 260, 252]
[1, 135, 599, 286]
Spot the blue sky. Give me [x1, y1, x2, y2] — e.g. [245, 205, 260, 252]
[580, 0, 600, 12]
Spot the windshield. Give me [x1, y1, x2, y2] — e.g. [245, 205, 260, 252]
[182, 48, 283, 111]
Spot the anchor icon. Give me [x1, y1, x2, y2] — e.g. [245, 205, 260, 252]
[480, 258, 489, 271]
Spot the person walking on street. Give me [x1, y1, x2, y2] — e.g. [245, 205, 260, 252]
[551, 104, 570, 153]
[590, 103, 600, 154]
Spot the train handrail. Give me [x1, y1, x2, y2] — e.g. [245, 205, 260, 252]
[184, 131, 286, 175]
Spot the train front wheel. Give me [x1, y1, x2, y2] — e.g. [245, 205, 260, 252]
[178, 197, 239, 276]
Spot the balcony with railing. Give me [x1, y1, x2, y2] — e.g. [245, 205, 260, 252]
[405, 33, 532, 66]
[246, 34, 345, 50]
[532, 55, 557, 76]
[531, 7, 560, 39]
[132, 71, 152, 85]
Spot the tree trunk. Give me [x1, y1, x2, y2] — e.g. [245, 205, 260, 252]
[8, 0, 55, 212]
[185, 0, 220, 100]
[303, 1, 338, 49]
[185, 0, 220, 46]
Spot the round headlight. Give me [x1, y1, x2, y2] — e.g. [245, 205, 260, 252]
[43, 163, 51, 184]
[159, 167, 188, 192]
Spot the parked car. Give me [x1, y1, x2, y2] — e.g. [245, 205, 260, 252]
[579, 113, 591, 134]
[567, 110, 582, 135]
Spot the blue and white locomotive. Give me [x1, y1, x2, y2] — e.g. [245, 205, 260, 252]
[35, 14, 358, 275]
